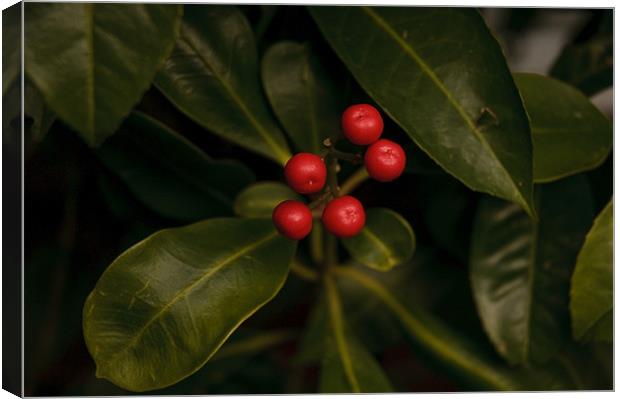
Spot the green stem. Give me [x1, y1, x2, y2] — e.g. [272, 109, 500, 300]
[332, 266, 520, 391]
[310, 225, 324, 264]
[324, 274, 361, 392]
[325, 233, 338, 269]
[212, 329, 298, 361]
[291, 259, 319, 282]
[340, 167, 369, 196]
[331, 149, 362, 164]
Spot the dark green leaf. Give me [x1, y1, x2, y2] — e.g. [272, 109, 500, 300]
[570, 200, 612, 342]
[319, 278, 393, 393]
[309, 6, 534, 216]
[550, 36, 612, 96]
[25, 83, 56, 143]
[470, 175, 594, 365]
[234, 181, 301, 218]
[24, 3, 182, 146]
[515, 73, 612, 183]
[342, 208, 415, 271]
[83, 218, 297, 391]
[155, 5, 291, 165]
[98, 112, 254, 222]
[262, 41, 343, 154]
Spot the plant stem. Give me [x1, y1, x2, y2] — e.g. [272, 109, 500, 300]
[340, 167, 369, 196]
[331, 149, 362, 164]
[211, 328, 298, 361]
[291, 259, 319, 282]
[332, 266, 520, 391]
[326, 154, 340, 197]
[323, 273, 361, 392]
[324, 233, 338, 270]
[310, 225, 324, 264]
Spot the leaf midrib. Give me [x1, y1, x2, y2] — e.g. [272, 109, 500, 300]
[100, 229, 279, 364]
[358, 7, 526, 205]
[181, 34, 290, 165]
[360, 227, 394, 268]
[325, 276, 361, 393]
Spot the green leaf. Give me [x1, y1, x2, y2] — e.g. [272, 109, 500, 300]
[309, 7, 534, 216]
[470, 175, 594, 365]
[334, 267, 524, 390]
[25, 83, 56, 143]
[550, 36, 612, 96]
[262, 41, 343, 154]
[24, 3, 182, 146]
[234, 181, 301, 218]
[97, 112, 254, 222]
[515, 73, 612, 183]
[342, 208, 415, 271]
[83, 218, 297, 392]
[570, 200, 613, 342]
[155, 5, 291, 165]
[319, 277, 393, 393]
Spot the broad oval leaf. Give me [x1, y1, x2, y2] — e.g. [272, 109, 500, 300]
[155, 5, 291, 165]
[262, 41, 343, 154]
[24, 3, 182, 146]
[234, 181, 301, 218]
[318, 278, 393, 393]
[570, 200, 613, 342]
[470, 175, 594, 365]
[98, 112, 255, 222]
[515, 73, 612, 183]
[342, 208, 415, 271]
[83, 218, 297, 391]
[309, 6, 534, 216]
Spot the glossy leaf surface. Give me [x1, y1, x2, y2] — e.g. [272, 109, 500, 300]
[318, 278, 393, 393]
[515, 73, 612, 183]
[470, 175, 594, 365]
[262, 41, 343, 154]
[24, 3, 182, 146]
[234, 181, 301, 218]
[155, 5, 291, 165]
[310, 6, 534, 215]
[570, 200, 613, 342]
[342, 208, 415, 271]
[83, 218, 296, 391]
[98, 112, 254, 221]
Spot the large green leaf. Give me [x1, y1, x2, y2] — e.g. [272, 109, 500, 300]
[24, 3, 182, 146]
[309, 7, 534, 216]
[342, 208, 415, 271]
[334, 266, 578, 391]
[318, 278, 393, 393]
[155, 5, 291, 165]
[83, 218, 297, 391]
[570, 200, 613, 342]
[550, 36, 612, 96]
[97, 112, 254, 222]
[262, 41, 343, 154]
[233, 181, 301, 218]
[470, 175, 594, 365]
[515, 73, 612, 183]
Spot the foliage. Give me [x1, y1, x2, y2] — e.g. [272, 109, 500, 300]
[19, 4, 612, 394]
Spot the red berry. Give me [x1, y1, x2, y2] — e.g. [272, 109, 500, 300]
[321, 195, 366, 238]
[341, 104, 384, 145]
[284, 153, 327, 194]
[272, 200, 313, 240]
[364, 139, 406, 182]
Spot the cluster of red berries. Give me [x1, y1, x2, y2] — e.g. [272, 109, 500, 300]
[272, 104, 406, 240]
